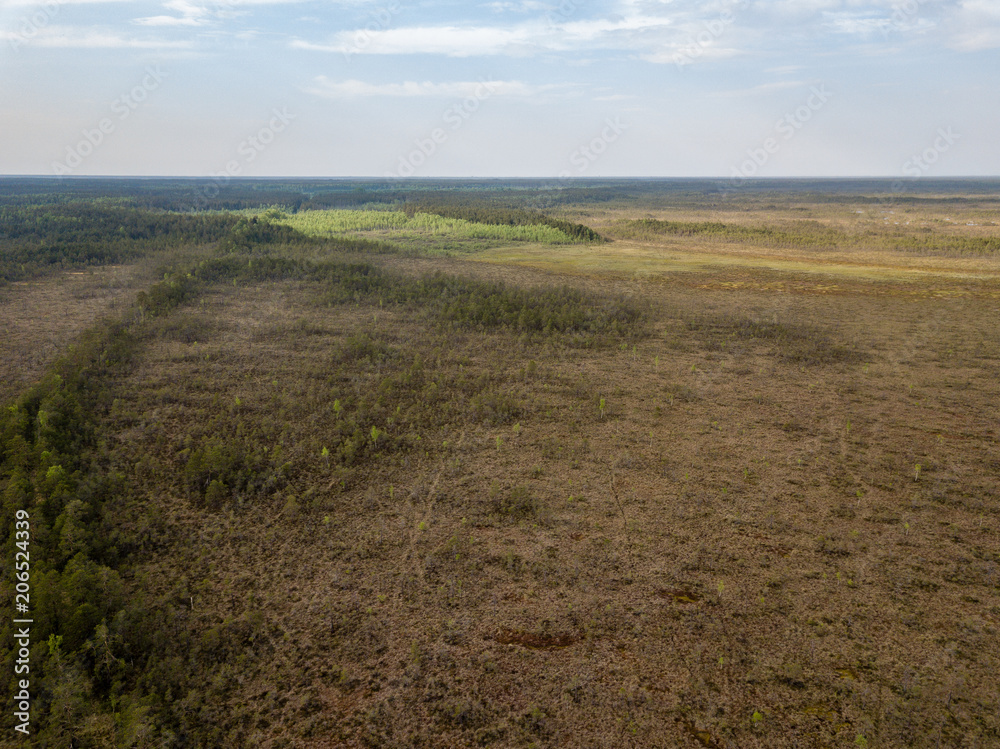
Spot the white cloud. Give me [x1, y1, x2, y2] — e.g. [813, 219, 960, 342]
[134, 0, 208, 26]
[757, 1, 1000, 52]
[293, 25, 536, 56]
[822, 11, 892, 37]
[133, 0, 297, 26]
[558, 15, 673, 40]
[949, 0, 1000, 50]
[133, 15, 202, 26]
[758, 0, 845, 18]
[304, 75, 554, 98]
[133, 14, 207, 26]
[959, 0, 1000, 14]
[292, 14, 677, 57]
[0, 24, 192, 47]
[949, 26, 1000, 50]
[133, 0, 334, 28]
[1, 0, 135, 5]
[642, 44, 741, 65]
[484, 0, 549, 12]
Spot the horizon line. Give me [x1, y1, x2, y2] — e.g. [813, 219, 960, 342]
[2, 175, 1000, 181]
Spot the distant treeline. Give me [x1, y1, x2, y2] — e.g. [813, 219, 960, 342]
[0, 179, 402, 213]
[3, 177, 1000, 214]
[404, 197, 605, 242]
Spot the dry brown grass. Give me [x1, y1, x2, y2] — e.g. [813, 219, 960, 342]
[0, 264, 157, 403]
[4, 195, 997, 746]
[553, 201, 1000, 281]
[90, 249, 1000, 747]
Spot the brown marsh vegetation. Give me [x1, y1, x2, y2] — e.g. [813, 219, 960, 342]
[1, 180, 998, 747]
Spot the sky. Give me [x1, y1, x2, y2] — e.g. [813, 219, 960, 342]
[0, 0, 998, 178]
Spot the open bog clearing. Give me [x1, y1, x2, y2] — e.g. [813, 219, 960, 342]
[1, 179, 998, 748]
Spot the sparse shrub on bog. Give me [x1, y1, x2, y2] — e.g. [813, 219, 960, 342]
[489, 483, 540, 521]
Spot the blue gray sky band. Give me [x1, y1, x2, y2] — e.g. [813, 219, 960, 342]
[1, 0, 997, 177]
